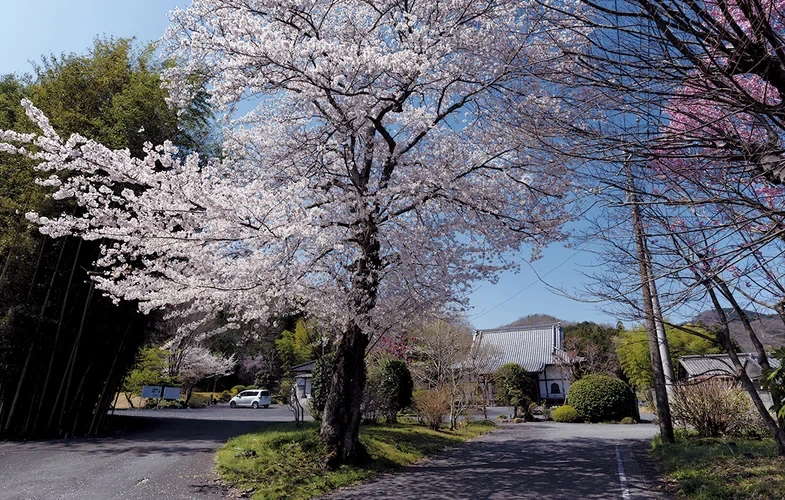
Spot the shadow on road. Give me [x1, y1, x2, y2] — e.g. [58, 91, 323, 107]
[324, 422, 667, 500]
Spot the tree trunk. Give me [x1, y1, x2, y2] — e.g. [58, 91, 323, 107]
[89, 326, 127, 434]
[320, 322, 369, 468]
[708, 283, 785, 455]
[320, 206, 381, 467]
[25, 239, 47, 301]
[52, 283, 94, 432]
[123, 392, 136, 409]
[27, 237, 73, 435]
[3, 240, 49, 434]
[33, 239, 82, 432]
[185, 384, 195, 407]
[479, 378, 489, 420]
[3, 344, 34, 434]
[774, 426, 785, 456]
[0, 250, 13, 288]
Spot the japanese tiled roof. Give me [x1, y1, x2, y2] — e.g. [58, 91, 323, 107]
[678, 353, 780, 378]
[290, 360, 315, 373]
[473, 324, 561, 373]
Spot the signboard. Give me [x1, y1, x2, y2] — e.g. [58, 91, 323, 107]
[163, 387, 181, 401]
[141, 385, 162, 399]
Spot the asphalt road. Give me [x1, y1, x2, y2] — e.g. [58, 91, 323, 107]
[0, 404, 303, 500]
[1, 406, 667, 500]
[320, 420, 668, 500]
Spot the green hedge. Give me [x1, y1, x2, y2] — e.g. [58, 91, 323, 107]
[188, 393, 210, 408]
[552, 405, 580, 422]
[567, 374, 635, 422]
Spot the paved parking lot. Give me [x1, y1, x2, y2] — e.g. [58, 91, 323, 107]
[0, 404, 305, 500]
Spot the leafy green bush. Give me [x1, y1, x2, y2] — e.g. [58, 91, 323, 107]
[220, 390, 232, 402]
[567, 374, 635, 422]
[245, 384, 258, 390]
[763, 346, 785, 420]
[620, 416, 636, 424]
[188, 393, 209, 408]
[552, 405, 580, 422]
[230, 385, 247, 397]
[378, 359, 414, 423]
[494, 363, 538, 418]
[143, 398, 180, 409]
[309, 353, 334, 421]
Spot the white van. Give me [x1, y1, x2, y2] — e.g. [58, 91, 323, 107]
[229, 389, 271, 409]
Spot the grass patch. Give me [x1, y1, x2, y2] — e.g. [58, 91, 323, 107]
[651, 430, 785, 499]
[216, 419, 495, 499]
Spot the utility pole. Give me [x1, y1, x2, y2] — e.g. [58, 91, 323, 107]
[648, 274, 676, 399]
[627, 162, 675, 443]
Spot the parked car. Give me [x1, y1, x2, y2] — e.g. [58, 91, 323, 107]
[229, 389, 271, 409]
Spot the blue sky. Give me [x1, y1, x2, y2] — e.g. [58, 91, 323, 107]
[1, 1, 620, 329]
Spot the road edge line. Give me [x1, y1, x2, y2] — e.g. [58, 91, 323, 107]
[615, 445, 631, 500]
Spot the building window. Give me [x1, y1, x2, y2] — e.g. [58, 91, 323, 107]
[551, 383, 560, 394]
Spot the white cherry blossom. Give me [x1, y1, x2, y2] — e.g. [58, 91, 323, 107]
[1, 0, 588, 462]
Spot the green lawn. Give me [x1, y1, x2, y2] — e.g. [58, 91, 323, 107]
[216, 419, 495, 500]
[651, 431, 785, 499]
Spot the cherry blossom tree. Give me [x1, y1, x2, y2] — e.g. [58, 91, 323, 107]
[1, 0, 588, 464]
[173, 345, 235, 404]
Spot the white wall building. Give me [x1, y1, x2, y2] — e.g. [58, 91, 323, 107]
[472, 323, 571, 402]
[290, 360, 314, 401]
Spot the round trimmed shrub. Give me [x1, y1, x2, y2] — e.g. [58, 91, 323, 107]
[567, 374, 635, 422]
[620, 417, 636, 424]
[552, 405, 580, 423]
[188, 393, 209, 408]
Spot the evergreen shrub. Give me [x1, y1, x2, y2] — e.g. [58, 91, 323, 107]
[567, 374, 635, 422]
[552, 405, 580, 422]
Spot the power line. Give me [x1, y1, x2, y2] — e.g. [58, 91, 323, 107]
[470, 245, 586, 321]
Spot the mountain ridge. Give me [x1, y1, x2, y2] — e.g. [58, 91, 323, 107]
[689, 309, 785, 351]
